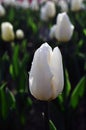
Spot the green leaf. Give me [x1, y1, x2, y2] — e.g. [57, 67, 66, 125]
[27, 97, 33, 107]
[13, 45, 20, 77]
[0, 83, 16, 119]
[6, 88, 16, 109]
[8, 7, 15, 22]
[0, 82, 7, 90]
[70, 76, 86, 109]
[18, 54, 29, 91]
[21, 54, 29, 69]
[18, 71, 26, 92]
[9, 64, 14, 78]
[78, 40, 84, 48]
[65, 69, 71, 97]
[49, 120, 57, 130]
[83, 29, 86, 36]
[0, 83, 8, 119]
[27, 18, 37, 33]
[58, 95, 63, 104]
[21, 39, 27, 51]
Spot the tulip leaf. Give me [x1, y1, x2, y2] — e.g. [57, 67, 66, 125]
[70, 76, 86, 109]
[21, 54, 29, 69]
[27, 17, 37, 33]
[18, 71, 27, 92]
[0, 82, 7, 90]
[58, 95, 63, 104]
[0, 83, 8, 119]
[9, 64, 14, 78]
[78, 40, 84, 48]
[6, 88, 16, 109]
[27, 97, 33, 107]
[18, 54, 29, 91]
[49, 120, 57, 130]
[65, 69, 71, 97]
[83, 29, 86, 36]
[13, 45, 20, 77]
[8, 7, 15, 22]
[0, 83, 16, 119]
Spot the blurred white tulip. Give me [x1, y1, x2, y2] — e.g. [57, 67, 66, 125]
[58, 0, 68, 12]
[16, 29, 24, 39]
[30, 0, 39, 11]
[29, 43, 64, 101]
[3, 0, 15, 6]
[40, 1, 56, 21]
[55, 12, 74, 42]
[71, 0, 85, 11]
[49, 25, 57, 39]
[40, 6, 49, 21]
[21, 0, 29, 9]
[0, 4, 5, 17]
[1, 22, 15, 42]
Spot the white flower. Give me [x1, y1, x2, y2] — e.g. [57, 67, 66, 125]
[52, 0, 58, 4]
[39, 0, 47, 4]
[55, 12, 74, 42]
[30, 0, 39, 11]
[40, 1, 56, 21]
[16, 29, 24, 39]
[1, 22, 15, 42]
[40, 6, 49, 21]
[71, 0, 85, 11]
[3, 0, 16, 6]
[29, 43, 64, 101]
[58, 0, 68, 12]
[14, 1, 22, 8]
[49, 25, 57, 39]
[0, 4, 5, 17]
[21, 0, 29, 9]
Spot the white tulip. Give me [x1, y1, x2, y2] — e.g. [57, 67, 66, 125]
[1, 22, 15, 42]
[29, 43, 64, 101]
[0, 4, 6, 17]
[3, 0, 15, 6]
[71, 0, 85, 11]
[40, 6, 49, 21]
[40, 1, 56, 21]
[49, 25, 57, 39]
[58, 0, 68, 12]
[16, 29, 24, 39]
[30, 0, 39, 11]
[52, 0, 58, 4]
[55, 12, 74, 42]
[14, 1, 22, 8]
[21, 0, 29, 9]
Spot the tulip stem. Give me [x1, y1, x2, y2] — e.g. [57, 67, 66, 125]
[42, 101, 50, 130]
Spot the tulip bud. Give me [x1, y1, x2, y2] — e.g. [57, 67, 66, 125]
[16, 29, 24, 39]
[71, 0, 85, 11]
[55, 12, 74, 42]
[0, 4, 6, 17]
[29, 43, 64, 101]
[40, 1, 56, 21]
[1, 22, 15, 42]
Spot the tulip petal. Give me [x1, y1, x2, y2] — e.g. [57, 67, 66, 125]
[29, 43, 53, 100]
[50, 47, 64, 99]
